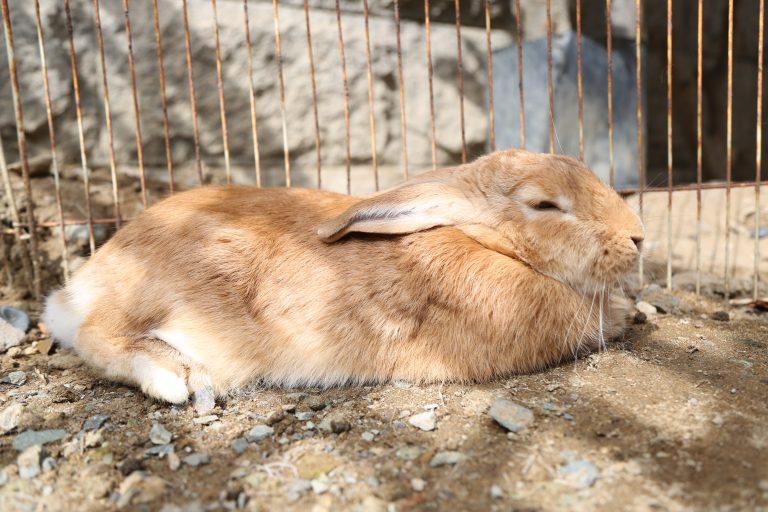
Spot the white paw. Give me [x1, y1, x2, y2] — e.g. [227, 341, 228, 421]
[133, 357, 189, 404]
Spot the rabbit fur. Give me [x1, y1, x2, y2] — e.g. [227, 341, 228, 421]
[43, 150, 644, 403]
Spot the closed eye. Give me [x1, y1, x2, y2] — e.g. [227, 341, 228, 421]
[531, 200, 562, 212]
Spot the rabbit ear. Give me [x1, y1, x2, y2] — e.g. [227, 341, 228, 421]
[317, 180, 476, 242]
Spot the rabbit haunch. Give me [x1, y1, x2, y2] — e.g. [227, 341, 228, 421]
[42, 150, 644, 403]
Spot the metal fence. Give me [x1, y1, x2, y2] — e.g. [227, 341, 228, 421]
[0, 0, 766, 303]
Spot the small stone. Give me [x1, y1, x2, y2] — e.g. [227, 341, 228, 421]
[0, 403, 24, 434]
[308, 398, 327, 411]
[144, 444, 174, 458]
[361, 431, 375, 442]
[1, 370, 27, 386]
[37, 338, 54, 355]
[310, 479, 330, 494]
[563, 413, 574, 422]
[84, 430, 103, 448]
[192, 415, 218, 425]
[490, 485, 504, 499]
[46, 352, 82, 370]
[18, 444, 44, 479]
[411, 478, 427, 492]
[83, 414, 110, 431]
[41, 456, 56, 472]
[712, 414, 724, 426]
[633, 311, 647, 324]
[0, 319, 24, 353]
[12, 429, 68, 451]
[230, 437, 249, 454]
[118, 459, 144, 476]
[759, 480, 768, 492]
[295, 411, 315, 421]
[287, 479, 312, 493]
[635, 301, 657, 317]
[546, 383, 561, 392]
[0, 306, 29, 332]
[167, 451, 181, 471]
[192, 386, 216, 415]
[488, 398, 534, 433]
[408, 411, 437, 431]
[117, 471, 166, 508]
[429, 451, 465, 467]
[245, 424, 274, 443]
[182, 453, 210, 467]
[149, 423, 173, 445]
[559, 460, 599, 489]
[712, 311, 730, 321]
[396, 446, 423, 461]
[265, 410, 285, 426]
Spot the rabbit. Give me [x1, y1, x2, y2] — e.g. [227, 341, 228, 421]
[42, 149, 644, 404]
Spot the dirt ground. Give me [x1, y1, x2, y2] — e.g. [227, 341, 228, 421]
[1, 165, 767, 511]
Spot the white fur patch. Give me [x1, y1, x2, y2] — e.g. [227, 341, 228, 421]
[149, 328, 204, 365]
[133, 356, 189, 404]
[42, 278, 100, 349]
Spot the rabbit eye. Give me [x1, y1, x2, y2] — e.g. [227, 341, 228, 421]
[532, 200, 561, 211]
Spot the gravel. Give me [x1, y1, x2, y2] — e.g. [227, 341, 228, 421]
[230, 437, 249, 454]
[182, 453, 210, 467]
[149, 422, 173, 445]
[192, 386, 216, 415]
[82, 414, 110, 432]
[245, 424, 274, 443]
[1, 370, 27, 386]
[488, 398, 534, 433]
[0, 318, 25, 353]
[712, 310, 731, 321]
[17, 444, 44, 479]
[429, 451, 465, 467]
[0, 402, 24, 434]
[559, 460, 600, 489]
[408, 410, 437, 431]
[12, 429, 68, 451]
[0, 306, 29, 332]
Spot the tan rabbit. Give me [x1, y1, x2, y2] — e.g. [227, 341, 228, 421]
[42, 150, 644, 403]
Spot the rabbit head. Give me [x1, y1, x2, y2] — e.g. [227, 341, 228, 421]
[318, 149, 644, 292]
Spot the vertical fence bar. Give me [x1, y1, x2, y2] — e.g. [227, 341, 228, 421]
[273, 0, 291, 186]
[63, 0, 96, 253]
[636, 0, 644, 286]
[666, 0, 673, 290]
[1, 0, 40, 298]
[0, 133, 33, 290]
[484, 0, 495, 151]
[151, 0, 174, 194]
[210, 0, 231, 185]
[696, 0, 703, 294]
[394, 0, 408, 178]
[756, 0, 765, 300]
[123, 0, 147, 208]
[606, 0, 614, 187]
[33, 0, 68, 281]
[455, 0, 467, 163]
[334, 0, 351, 195]
[243, 0, 262, 187]
[362, 0, 379, 188]
[515, 0, 525, 148]
[91, 0, 122, 228]
[424, 0, 437, 169]
[577, 0, 584, 160]
[302, 0, 321, 188]
[181, 0, 203, 184]
[725, 0, 734, 300]
[546, 0, 554, 154]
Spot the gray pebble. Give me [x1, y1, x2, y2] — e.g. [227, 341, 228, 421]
[295, 411, 314, 421]
[145, 444, 174, 458]
[1, 371, 27, 386]
[149, 422, 173, 445]
[0, 306, 29, 333]
[18, 444, 43, 479]
[12, 429, 68, 451]
[83, 414, 110, 432]
[192, 386, 216, 415]
[559, 460, 599, 489]
[245, 424, 274, 443]
[395, 446, 423, 461]
[41, 456, 57, 472]
[287, 479, 312, 493]
[0, 402, 24, 434]
[182, 453, 210, 467]
[192, 415, 218, 425]
[408, 411, 437, 431]
[230, 437, 249, 454]
[430, 451, 465, 467]
[490, 485, 504, 499]
[488, 398, 534, 433]
[361, 431, 375, 442]
[0, 318, 24, 353]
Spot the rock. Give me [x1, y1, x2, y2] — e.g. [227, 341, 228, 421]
[36, 338, 54, 355]
[307, 398, 327, 411]
[408, 411, 437, 431]
[82, 414, 110, 432]
[245, 424, 274, 443]
[41, 456, 56, 472]
[149, 423, 173, 445]
[18, 444, 44, 479]
[319, 416, 352, 434]
[396, 446, 423, 461]
[490, 485, 504, 499]
[429, 451, 465, 467]
[633, 311, 648, 324]
[230, 437, 249, 454]
[712, 311, 731, 322]
[0, 306, 29, 332]
[182, 453, 210, 467]
[0, 403, 24, 434]
[192, 415, 218, 425]
[12, 429, 68, 451]
[287, 479, 312, 494]
[559, 460, 599, 489]
[192, 386, 216, 415]
[265, 410, 285, 426]
[117, 471, 166, 508]
[411, 478, 426, 492]
[144, 444, 174, 458]
[0, 319, 24, 353]
[167, 451, 181, 471]
[295, 411, 315, 421]
[488, 398, 534, 433]
[310, 479, 330, 494]
[361, 431, 375, 442]
[635, 301, 658, 317]
[46, 352, 82, 370]
[84, 430, 103, 448]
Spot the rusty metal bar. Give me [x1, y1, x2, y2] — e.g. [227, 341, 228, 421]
[546, 0, 554, 154]
[515, 0, 525, 148]
[394, 0, 408, 178]
[606, 0, 614, 187]
[635, 0, 643, 285]
[577, 0, 584, 160]
[210, 0, 232, 185]
[696, 0, 703, 294]
[2, 0, 40, 298]
[151, 0, 174, 194]
[123, 0, 147, 208]
[91, 0, 122, 228]
[362, 0, 379, 188]
[725, 0, 734, 300]
[181, 0, 203, 184]
[334, 0, 352, 195]
[756, 0, 765, 300]
[455, 0, 467, 163]
[63, 0, 96, 254]
[243, 0, 262, 187]
[666, 0, 673, 290]
[303, 0, 321, 188]
[424, 0, 437, 169]
[33, 0, 69, 281]
[0, 129, 33, 289]
[273, 0, 291, 186]
[484, 0, 495, 151]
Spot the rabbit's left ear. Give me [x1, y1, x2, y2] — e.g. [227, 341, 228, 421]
[317, 180, 476, 242]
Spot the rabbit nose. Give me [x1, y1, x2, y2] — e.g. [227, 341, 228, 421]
[630, 235, 644, 252]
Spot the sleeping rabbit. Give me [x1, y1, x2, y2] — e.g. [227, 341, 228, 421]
[42, 149, 644, 403]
